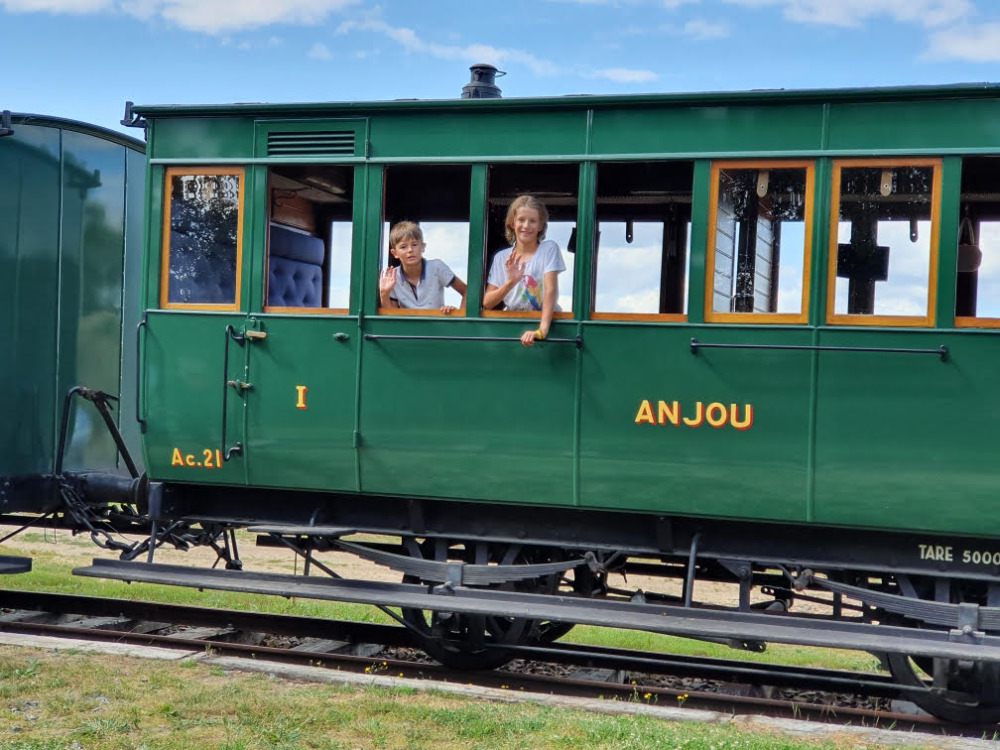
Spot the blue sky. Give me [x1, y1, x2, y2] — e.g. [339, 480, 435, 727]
[3, 0, 999, 136]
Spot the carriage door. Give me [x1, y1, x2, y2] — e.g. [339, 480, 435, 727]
[241, 158, 363, 491]
[141, 167, 249, 484]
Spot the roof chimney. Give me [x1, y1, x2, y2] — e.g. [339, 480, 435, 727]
[461, 64, 503, 99]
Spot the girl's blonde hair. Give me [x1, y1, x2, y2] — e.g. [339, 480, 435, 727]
[504, 195, 548, 245]
[388, 220, 424, 249]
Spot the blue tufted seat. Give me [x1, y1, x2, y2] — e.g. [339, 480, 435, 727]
[267, 224, 325, 308]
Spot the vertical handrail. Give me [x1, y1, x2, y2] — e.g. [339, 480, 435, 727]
[221, 325, 244, 461]
[135, 315, 147, 432]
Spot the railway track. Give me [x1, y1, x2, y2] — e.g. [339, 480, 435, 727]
[0, 589, 994, 741]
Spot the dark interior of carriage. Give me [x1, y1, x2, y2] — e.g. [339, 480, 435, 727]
[383, 164, 472, 248]
[957, 156, 1000, 319]
[266, 165, 354, 309]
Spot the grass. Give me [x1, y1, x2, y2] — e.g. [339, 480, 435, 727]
[0, 648, 900, 749]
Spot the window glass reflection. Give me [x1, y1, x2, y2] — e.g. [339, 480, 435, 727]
[712, 166, 808, 316]
[165, 170, 242, 306]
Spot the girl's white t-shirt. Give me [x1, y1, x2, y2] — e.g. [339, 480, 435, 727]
[486, 240, 565, 311]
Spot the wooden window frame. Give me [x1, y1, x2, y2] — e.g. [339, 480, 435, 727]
[589, 312, 686, 322]
[704, 159, 814, 325]
[826, 158, 941, 328]
[954, 314, 1000, 328]
[160, 166, 245, 311]
[376, 306, 468, 317]
[480, 309, 574, 320]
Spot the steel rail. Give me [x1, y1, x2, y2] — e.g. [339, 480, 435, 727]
[0, 589, 978, 736]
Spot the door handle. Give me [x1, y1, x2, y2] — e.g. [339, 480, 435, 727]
[220, 325, 244, 461]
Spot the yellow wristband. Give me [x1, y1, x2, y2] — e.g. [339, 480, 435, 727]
[534, 328, 545, 340]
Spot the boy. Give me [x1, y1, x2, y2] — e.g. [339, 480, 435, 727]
[379, 221, 467, 314]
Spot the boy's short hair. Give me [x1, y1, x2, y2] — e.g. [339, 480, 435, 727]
[389, 221, 424, 249]
[504, 195, 549, 245]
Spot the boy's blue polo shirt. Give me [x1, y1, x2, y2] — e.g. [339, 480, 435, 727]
[389, 258, 455, 309]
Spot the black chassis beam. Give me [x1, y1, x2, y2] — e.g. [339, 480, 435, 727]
[154, 482, 1000, 585]
[74, 557, 1000, 665]
[0, 474, 61, 514]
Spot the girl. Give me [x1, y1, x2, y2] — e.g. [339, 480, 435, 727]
[483, 195, 565, 346]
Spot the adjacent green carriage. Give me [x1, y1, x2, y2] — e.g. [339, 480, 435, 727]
[0, 113, 145, 501]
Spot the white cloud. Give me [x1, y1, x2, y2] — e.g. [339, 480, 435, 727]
[663, 0, 700, 7]
[336, 17, 558, 75]
[309, 41, 332, 60]
[155, 0, 358, 34]
[683, 18, 729, 39]
[1, 0, 109, 10]
[722, 0, 972, 28]
[926, 23, 1000, 61]
[4, 0, 359, 32]
[591, 67, 658, 83]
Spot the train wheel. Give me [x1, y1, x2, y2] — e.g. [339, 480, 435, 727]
[885, 652, 1000, 724]
[883, 575, 1000, 723]
[400, 540, 569, 670]
[401, 592, 528, 670]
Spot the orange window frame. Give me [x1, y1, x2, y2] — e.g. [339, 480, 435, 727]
[704, 159, 815, 324]
[480, 309, 574, 320]
[160, 166, 245, 311]
[589, 312, 686, 322]
[376, 306, 467, 317]
[954, 314, 1000, 328]
[826, 158, 941, 327]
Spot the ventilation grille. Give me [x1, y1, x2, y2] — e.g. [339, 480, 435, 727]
[267, 130, 356, 157]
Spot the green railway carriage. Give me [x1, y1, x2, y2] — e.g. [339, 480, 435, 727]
[0, 112, 145, 506]
[58, 82, 1000, 723]
[137, 85, 1000, 533]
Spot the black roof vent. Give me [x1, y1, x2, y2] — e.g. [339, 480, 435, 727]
[462, 64, 504, 99]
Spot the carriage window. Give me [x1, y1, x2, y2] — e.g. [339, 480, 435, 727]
[161, 167, 244, 309]
[828, 161, 939, 326]
[265, 165, 354, 312]
[955, 157, 1000, 326]
[592, 161, 692, 319]
[483, 163, 577, 317]
[380, 165, 471, 314]
[707, 162, 811, 323]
